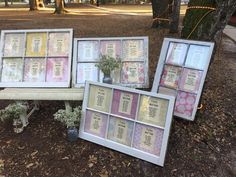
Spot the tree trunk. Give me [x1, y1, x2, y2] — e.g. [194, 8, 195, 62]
[181, 0, 236, 43]
[151, 0, 171, 28]
[29, 0, 44, 10]
[169, 0, 181, 33]
[54, 0, 66, 14]
[4, 0, 9, 7]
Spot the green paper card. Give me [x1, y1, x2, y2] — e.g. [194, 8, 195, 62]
[87, 85, 112, 113]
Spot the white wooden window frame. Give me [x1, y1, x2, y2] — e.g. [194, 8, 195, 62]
[72, 37, 149, 88]
[151, 38, 214, 121]
[79, 81, 175, 166]
[0, 29, 73, 88]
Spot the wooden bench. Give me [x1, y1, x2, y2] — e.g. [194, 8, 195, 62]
[0, 88, 84, 129]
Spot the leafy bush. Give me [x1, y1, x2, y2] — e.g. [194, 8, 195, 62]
[0, 102, 27, 123]
[95, 55, 121, 75]
[53, 106, 82, 128]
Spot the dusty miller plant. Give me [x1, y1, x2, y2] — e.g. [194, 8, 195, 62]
[53, 106, 82, 128]
[95, 55, 121, 75]
[0, 102, 28, 123]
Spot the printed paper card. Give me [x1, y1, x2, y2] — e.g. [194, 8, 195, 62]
[179, 68, 203, 93]
[46, 58, 68, 82]
[165, 42, 188, 65]
[111, 89, 138, 119]
[84, 110, 108, 138]
[25, 33, 47, 57]
[77, 63, 98, 84]
[133, 124, 164, 156]
[138, 96, 169, 127]
[100, 40, 121, 58]
[24, 58, 46, 82]
[1, 58, 23, 82]
[123, 40, 144, 60]
[3, 33, 25, 57]
[122, 62, 145, 84]
[160, 65, 182, 88]
[185, 45, 210, 70]
[175, 91, 197, 117]
[88, 85, 112, 113]
[107, 117, 134, 146]
[78, 41, 99, 61]
[48, 32, 70, 56]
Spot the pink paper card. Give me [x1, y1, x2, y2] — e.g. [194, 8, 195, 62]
[78, 41, 99, 61]
[84, 110, 108, 138]
[107, 116, 134, 146]
[165, 42, 188, 65]
[133, 124, 164, 156]
[48, 32, 70, 57]
[100, 40, 121, 58]
[179, 68, 203, 93]
[3, 33, 25, 57]
[174, 91, 197, 117]
[111, 89, 138, 119]
[122, 40, 144, 60]
[24, 58, 46, 82]
[46, 58, 68, 82]
[121, 62, 145, 84]
[160, 65, 182, 89]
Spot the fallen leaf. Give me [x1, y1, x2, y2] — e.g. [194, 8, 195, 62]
[26, 163, 34, 168]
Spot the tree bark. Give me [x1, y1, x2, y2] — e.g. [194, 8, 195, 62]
[4, 0, 9, 7]
[151, 0, 170, 28]
[181, 0, 236, 43]
[54, 0, 66, 14]
[169, 0, 181, 33]
[29, 0, 44, 10]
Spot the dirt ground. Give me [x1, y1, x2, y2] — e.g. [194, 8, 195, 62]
[0, 3, 236, 177]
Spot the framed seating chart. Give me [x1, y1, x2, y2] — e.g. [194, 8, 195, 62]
[72, 37, 149, 88]
[0, 29, 73, 87]
[151, 38, 214, 121]
[79, 81, 175, 166]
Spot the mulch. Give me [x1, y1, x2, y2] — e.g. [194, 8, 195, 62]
[0, 4, 236, 177]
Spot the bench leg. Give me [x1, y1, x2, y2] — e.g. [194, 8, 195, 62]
[13, 101, 40, 133]
[15, 101, 29, 128]
[64, 101, 72, 113]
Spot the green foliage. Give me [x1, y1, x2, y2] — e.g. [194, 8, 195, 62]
[0, 102, 27, 123]
[181, 0, 217, 40]
[95, 55, 121, 75]
[53, 106, 82, 128]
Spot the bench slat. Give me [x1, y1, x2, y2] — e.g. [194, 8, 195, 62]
[0, 88, 84, 101]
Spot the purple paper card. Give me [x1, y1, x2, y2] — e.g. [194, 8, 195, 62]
[111, 89, 138, 119]
[84, 110, 108, 138]
[174, 91, 197, 117]
[78, 41, 99, 61]
[100, 40, 121, 58]
[133, 123, 164, 156]
[24, 58, 46, 82]
[178, 68, 203, 93]
[107, 116, 134, 146]
[46, 57, 68, 82]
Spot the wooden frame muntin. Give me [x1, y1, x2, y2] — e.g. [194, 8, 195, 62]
[151, 38, 214, 121]
[0, 28, 73, 88]
[79, 81, 175, 166]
